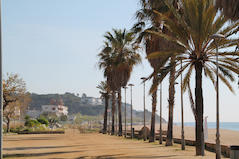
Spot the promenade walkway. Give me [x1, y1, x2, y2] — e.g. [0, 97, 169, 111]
[3, 129, 226, 159]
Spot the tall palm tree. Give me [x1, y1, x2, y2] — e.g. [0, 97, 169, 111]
[146, 0, 239, 155]
[133, 0, 164, 143]
[98, 42, 118, 135]
[216, 0, 239, 20]
[97, 81, 110, 134]
[100, 29, 141, 136]
[133, 0, 178, 144]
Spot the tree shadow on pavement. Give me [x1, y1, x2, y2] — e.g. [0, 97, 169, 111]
[75, 154, 124, 159]
[75, 154, 177, 159]
[3, 150, 81, 158]
[4, 137, 58, 142]
[124, 155, 177, 158]
[4, 145, 83, 151]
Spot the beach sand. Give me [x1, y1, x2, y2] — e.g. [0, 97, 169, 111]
[133, 124, 239, 146]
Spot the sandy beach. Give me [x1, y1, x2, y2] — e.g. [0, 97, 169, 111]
[133, 124, 239, 146]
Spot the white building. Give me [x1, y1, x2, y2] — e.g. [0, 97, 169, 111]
[81, 93, 102, 105]
[26, 109, 41, 118]
[41, 105, 68, 116]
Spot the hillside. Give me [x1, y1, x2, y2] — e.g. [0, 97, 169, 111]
[29, 92, 166, 123]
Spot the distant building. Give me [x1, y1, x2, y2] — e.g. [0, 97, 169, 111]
[41, 105, 68, 116]
[80, 93, 102, 105]
[26, 109, 41, 118]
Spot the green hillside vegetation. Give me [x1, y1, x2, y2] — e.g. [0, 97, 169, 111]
[29, 92, 166, 123]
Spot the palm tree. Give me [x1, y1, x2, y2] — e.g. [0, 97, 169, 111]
[97, 81, 110, 134]
[100, 29, 141, 136]
[133, 0, 164, 143]
[98, 42, 118, 135]
[146, 0, 239, 155]
[133, 0, 178, 144]
[216, 0, 239, 20]
[165, 56, 176, 146]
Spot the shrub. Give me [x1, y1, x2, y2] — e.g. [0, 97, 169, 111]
[48, 117, 59, 126]
[60, 115, 67, 121]
[3, 128, 7, 133]
[10, 126, 24, 133]
[34, 124, 47, 131]
[25, 115, 30, 121]
[37, 117, 49, 127]
[25, 119, 40, 128]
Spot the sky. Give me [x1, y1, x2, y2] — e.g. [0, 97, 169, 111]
[3, 0, 239, 122]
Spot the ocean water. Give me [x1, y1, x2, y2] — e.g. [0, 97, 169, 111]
[177, 122, 239, 131]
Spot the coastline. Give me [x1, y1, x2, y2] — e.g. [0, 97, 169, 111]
[133, 123, 239, 146]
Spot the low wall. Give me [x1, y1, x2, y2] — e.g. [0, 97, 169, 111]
[124, 131, 231, 158]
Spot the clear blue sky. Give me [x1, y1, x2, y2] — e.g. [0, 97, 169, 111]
[3, 0, 239, 122]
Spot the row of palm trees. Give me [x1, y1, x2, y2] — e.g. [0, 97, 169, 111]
[97, 29, 141, 136]
[97, 0, 239, 157]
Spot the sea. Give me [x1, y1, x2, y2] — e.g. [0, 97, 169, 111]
[175, 122, 239, 131]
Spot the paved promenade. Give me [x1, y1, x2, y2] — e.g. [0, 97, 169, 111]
[3, 129, 227, 159]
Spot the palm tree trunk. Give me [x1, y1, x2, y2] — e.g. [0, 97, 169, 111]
[166, 57, 176, 146]
[149, 76, 158, 142]
[6, 116, 10, 133]
[118, 89, 123, 136]
[111, 91, 116, 135]
[103, 94, 109, 134]
[195, 62, 205, 156]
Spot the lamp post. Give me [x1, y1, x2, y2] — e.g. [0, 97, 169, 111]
[159, 83, 163, 144]
[0, 0, 3, 158]
[128, 83, 134, 139]
[115, 102, 118, 135]
[115, 91, 118, 135]
[122, 86, 128, 137]
[210, 33, 225, 159]
[107, 108, 111, 134]
[238, 75, 239, 88]
[180, 59, 185, 150]
[141, 77, 147, 141]
[157, 74, 163, 144]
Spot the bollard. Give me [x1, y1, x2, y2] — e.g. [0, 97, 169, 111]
[230, 146, 239, 159]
